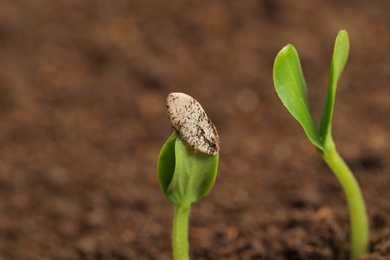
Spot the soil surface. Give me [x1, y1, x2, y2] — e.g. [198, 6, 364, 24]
[0, 1, 389, 259]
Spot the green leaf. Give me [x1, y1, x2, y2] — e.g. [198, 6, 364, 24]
[157, 132, 219, 207]
[157, 132, 178, 194]
[273, 44, 324, 151]
[319, 30, 350, 147]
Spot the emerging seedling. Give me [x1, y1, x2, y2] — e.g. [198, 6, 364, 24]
[157, 92, 219, 260]
[273, 30, 368, 260]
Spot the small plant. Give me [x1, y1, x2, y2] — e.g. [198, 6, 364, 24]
[273, 30, 368, 259]
[157, 92, 220, 260]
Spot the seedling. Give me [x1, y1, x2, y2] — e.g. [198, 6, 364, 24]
[157, 92, 219, 260]
[273, 30, 368, 260]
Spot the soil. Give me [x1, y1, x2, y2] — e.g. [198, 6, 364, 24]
[0, 1, 389, 259]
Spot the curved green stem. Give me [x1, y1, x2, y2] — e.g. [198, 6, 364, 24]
[173, 205, 191, 260]
[321, 142, 368, 260]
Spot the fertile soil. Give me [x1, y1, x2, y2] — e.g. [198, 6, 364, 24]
[0, 1, 389, 259]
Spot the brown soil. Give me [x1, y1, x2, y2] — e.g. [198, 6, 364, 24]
[0, 1, 389, 259]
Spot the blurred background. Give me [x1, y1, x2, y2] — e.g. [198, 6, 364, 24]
[0, 0, 389, 259]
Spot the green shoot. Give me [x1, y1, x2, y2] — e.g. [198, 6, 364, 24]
[157, 93, 219, 260]
[273, 30, 368, 259]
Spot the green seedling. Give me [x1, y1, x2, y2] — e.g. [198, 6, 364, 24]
[273, 30, 368, 259]
[157, 93, 220, 260]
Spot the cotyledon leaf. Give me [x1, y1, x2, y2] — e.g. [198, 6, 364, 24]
[273, 44, 324, 151]
[319, 30, 350, 146]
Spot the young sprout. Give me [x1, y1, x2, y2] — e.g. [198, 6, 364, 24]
[157, 92, 220, 260]
[273, 30, 368, 260]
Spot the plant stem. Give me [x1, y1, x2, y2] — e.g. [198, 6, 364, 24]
[173, 204, 191, 260]
[321, 143, 368, 260]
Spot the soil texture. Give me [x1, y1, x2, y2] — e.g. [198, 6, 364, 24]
[0, 1, 389, 259]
